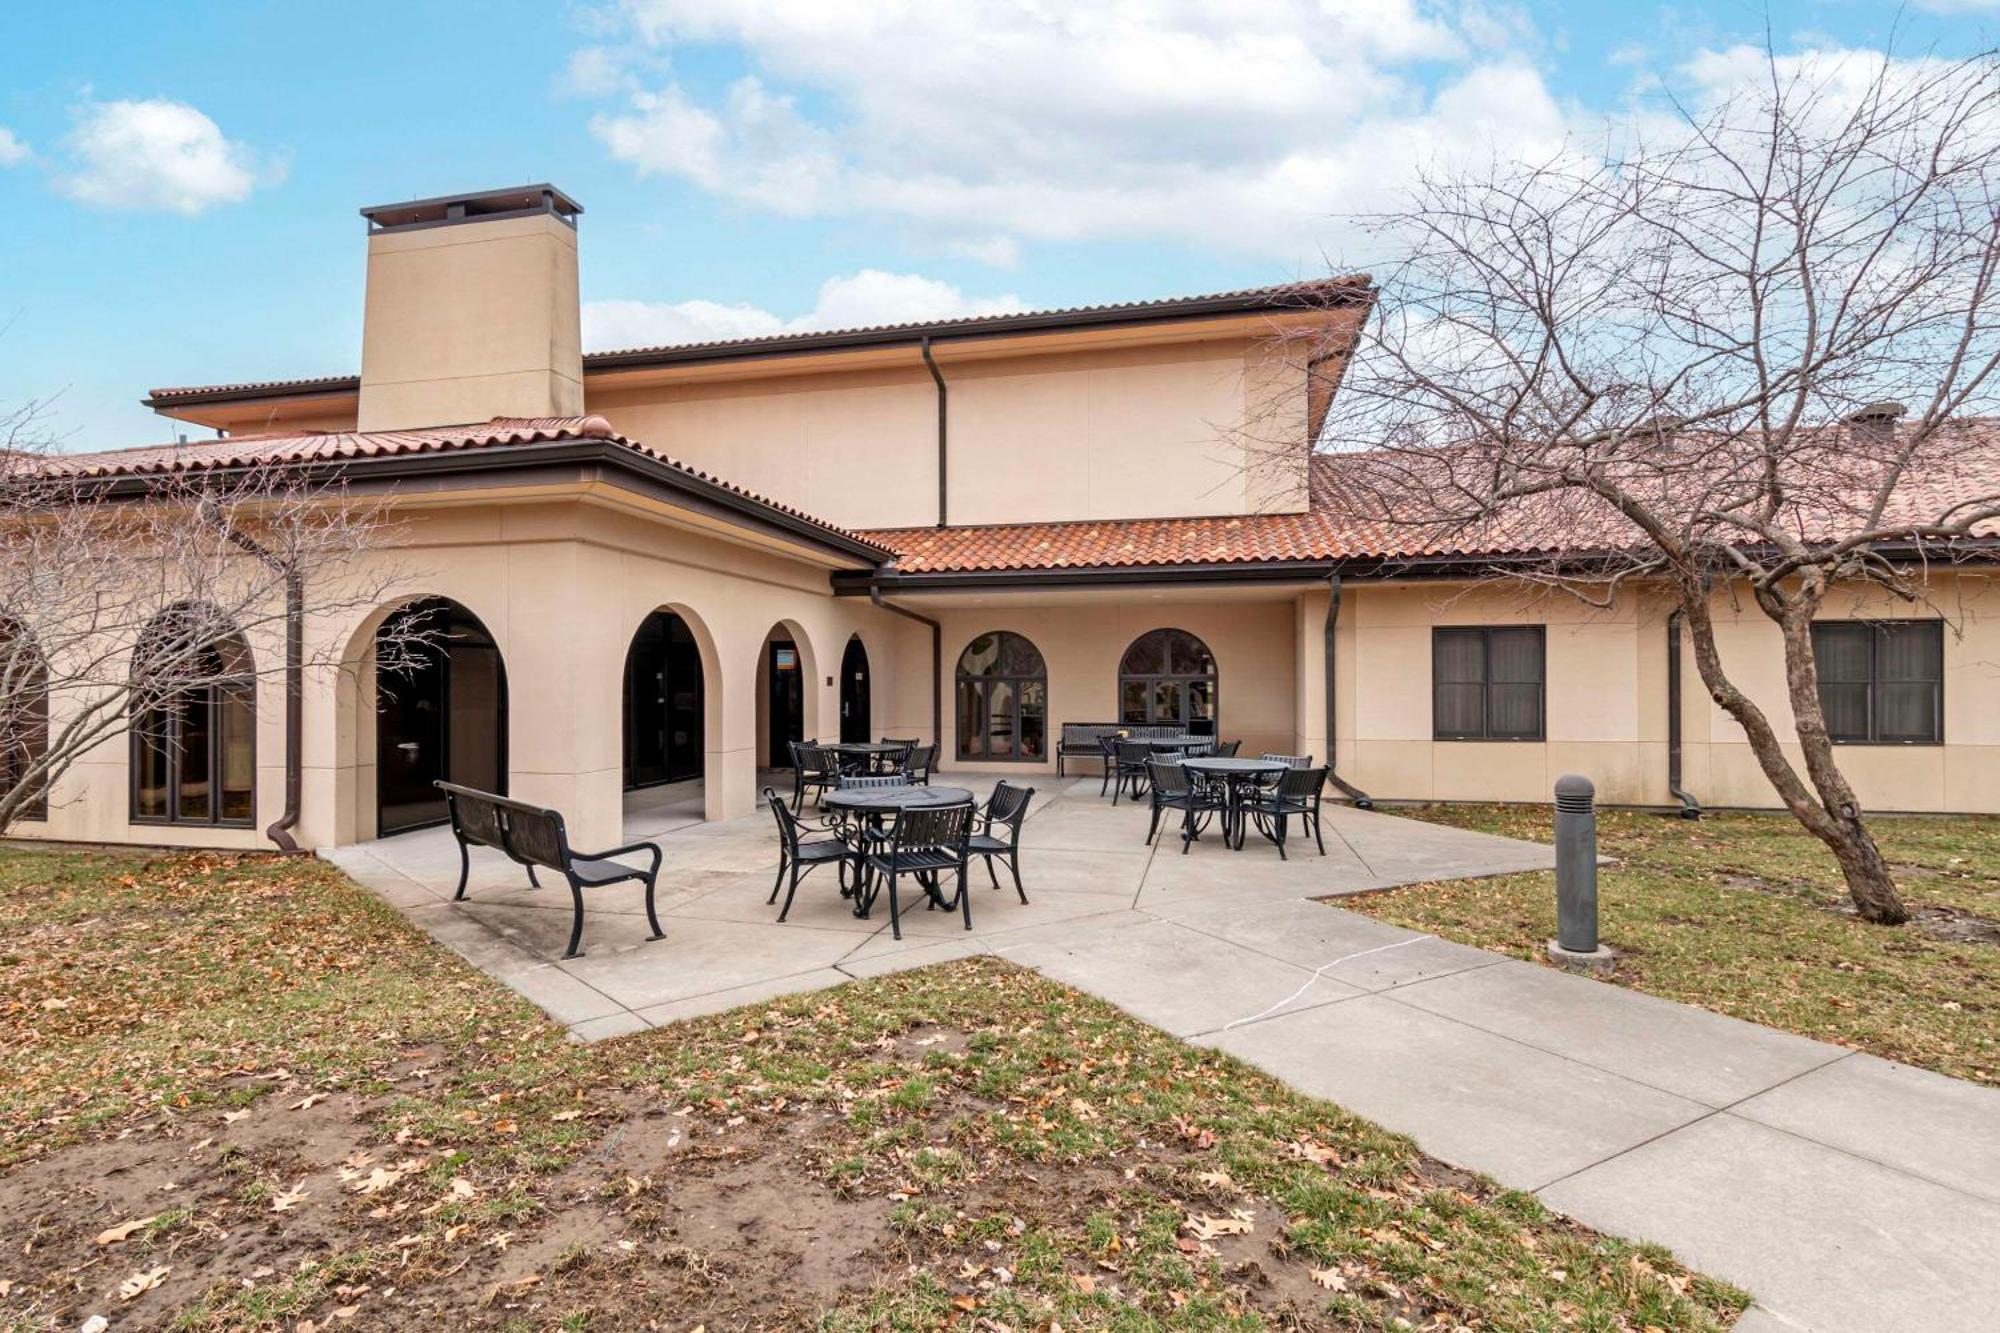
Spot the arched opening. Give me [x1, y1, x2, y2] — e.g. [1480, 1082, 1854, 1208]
[756, 621, 819, 771]
[131, 603, 256, 827]
[623, 609, 706, 789]
[1119, 628, 1218, 734]
[0, 615, 49, 822]
[375, 597, 507, 836]
[840, 635, 871, 744]
[955, 631, 1047, 762]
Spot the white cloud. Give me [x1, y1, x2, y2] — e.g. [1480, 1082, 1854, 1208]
[585, 1, 1569, 263]
[57, 99, 273, 215]
[583, 268, 1026, 350]
[0, 128, 30, 166]
[1911, 0, 2000, 12]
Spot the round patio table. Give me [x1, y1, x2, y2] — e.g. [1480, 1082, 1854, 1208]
[822, 784, 975, 917]
[1180, 757, 1286, 850]
[1146, 735, 1210, 753]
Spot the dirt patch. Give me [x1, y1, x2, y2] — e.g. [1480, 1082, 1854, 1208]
[1719, 871, 2000, 946]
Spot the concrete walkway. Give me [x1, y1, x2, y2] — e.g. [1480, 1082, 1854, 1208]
[325, 776, 2000, 1333]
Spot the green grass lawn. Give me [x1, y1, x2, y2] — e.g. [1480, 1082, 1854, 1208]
[0, 847, 1747, 1331]
[1346, 806, 2000, 1086]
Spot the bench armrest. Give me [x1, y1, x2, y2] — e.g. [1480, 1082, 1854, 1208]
[581, 839, 664, 869]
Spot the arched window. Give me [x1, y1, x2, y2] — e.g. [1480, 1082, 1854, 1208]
[0, 616, 48, 821]
[131, 605, 256, 827]
[1119, 629, 1218, 732]
[955, 631, 1047, 761]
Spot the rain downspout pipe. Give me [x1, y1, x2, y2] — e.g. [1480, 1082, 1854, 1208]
[922, 335, 948, 527]
[1324, 572, 1373, 808]
[1666, 608, 1702, 819]
[871, 585, 943, 758]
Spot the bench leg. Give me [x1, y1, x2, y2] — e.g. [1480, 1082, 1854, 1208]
[644, 873, 666, 942]
[562, 876, 587, 959]
[526, 864, 541, 889]
[453, 839, 471, 901]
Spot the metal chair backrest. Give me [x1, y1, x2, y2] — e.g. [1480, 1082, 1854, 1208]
[1279, 765, 1330, 801]
[1216, 739, 1242, 757]
[764, 785, 808, 852]
[1148, 759, 1190, 798]
[1260, 752, 1314, 769]
[905, 743, 938, 776]
[890, 801, 974, 857]
[985, 780, 1034, 835]
[1114, 738, 1152, 766]
[839, 773, 905, 791]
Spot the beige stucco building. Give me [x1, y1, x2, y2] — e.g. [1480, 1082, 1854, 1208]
[17, 184, 1999, 853]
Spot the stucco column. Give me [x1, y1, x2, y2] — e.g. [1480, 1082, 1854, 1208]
[1293, 589, 1329, 762]
[707, 623, 760, 822]
[505, 541, 625, 850]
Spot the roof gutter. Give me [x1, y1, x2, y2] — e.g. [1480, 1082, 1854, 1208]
[834, 558, 1344, 595]
[870, 586, 943, 754]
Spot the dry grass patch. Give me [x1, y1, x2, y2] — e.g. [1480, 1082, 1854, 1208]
[1, 847, 1747, 1330]
[1346, 806, 2000, 1085]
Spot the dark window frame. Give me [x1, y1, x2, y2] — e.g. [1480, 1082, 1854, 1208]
[1810, 619, 1944, 746]
[954, 631, 1048, 763]
[0, 623, 49, 822]
[1118, 628, 1219, 733]
[129, 653, 258, 829]
[1431, 626, 1547, 742]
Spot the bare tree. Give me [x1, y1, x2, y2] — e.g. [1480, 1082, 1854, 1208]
[0, 405, 416, 842]
[1314, 47, 2000, 923]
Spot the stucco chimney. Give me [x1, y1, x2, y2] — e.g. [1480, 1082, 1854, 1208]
[356, 185, 584, 432]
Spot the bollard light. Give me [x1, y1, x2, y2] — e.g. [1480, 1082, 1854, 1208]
[1549, 774, 1613, 968]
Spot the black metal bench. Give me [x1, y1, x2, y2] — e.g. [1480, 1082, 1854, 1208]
[436, 781, 665, 960]
[1057, 722, 1125, 777]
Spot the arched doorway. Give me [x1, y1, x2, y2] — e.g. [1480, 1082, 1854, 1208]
[623, 610, 706, 788]
[1119, 628, 1218, 734]
[840, 635, 871, 744]
[376, 597, 507, 835]
[955, 631, 1047, 761]
[757, 623, 818, 770]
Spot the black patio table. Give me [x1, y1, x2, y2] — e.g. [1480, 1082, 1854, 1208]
[825, 740, 910, 774]
[1145, 735, 1208, 753]
[1180, 757, 1286, 850]
[822, 784, 976, 916]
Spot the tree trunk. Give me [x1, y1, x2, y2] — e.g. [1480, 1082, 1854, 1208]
[1678, 586, 1911, 925]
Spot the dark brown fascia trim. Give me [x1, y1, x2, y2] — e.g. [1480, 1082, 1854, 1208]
[73, 439, 890, 568]
[143, 380, 360, 409]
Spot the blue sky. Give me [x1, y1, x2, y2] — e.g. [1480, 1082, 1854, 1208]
[0, 1, 1991, 450]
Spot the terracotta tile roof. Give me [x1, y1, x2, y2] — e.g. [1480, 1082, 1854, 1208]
[143, 277, 1372, 405]
[35, 416, 891, 556]
[863, 422, 2000, 574]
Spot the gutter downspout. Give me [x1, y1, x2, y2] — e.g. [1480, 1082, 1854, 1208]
[871, 585, 943, 759]
[1324, 573, 1373, 808]
[921, 336, 947, 527]
[1665, 608, 1702, 820]
[201, 502, 304, 853]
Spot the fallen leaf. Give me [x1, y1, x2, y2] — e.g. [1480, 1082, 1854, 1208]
[81, 1318, 109, 1333]
[1309, 1267, 1347, 1291]
[291, 1093, 328, 1111]
[272, 1183, 310, 1212]
[222, 1109, 251, 1124]
[551, 1109, 584, 1122]
[95, 1216, 158, 1245]
[1184, 1210, 1255, 1240]
[1194, 1169, 1235, 1190]
[449, 1177, 476, 1200]
[117, 1265, 171, 1300]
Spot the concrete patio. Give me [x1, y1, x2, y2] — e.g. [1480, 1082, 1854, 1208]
[324, 775, 2000, 1333]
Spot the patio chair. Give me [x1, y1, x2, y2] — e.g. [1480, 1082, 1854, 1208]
[1109, 738, 1154, 805]
[969, 780, 1034, 903]
[903, 742, 938, 785]
[1253, 751, 1313, 795]
[764, 786, 858, 921]
[862, 800, 976, 939]
[789, 740, 840, 812]
[877, 737, 918, 774]
[1215, 739, 1243, 758]
[1145, 759, 1223, 853]
[1246, 765, 1330, 860]
[1098, 733, 1123, 796]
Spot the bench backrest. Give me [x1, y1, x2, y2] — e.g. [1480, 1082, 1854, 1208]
[1059, 722, 1124, 750]
[436, 781, 572, 873]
